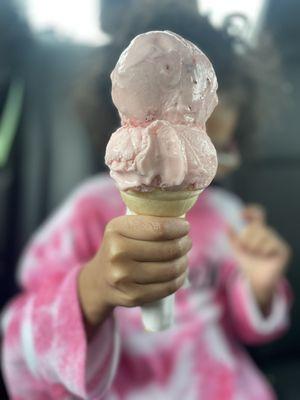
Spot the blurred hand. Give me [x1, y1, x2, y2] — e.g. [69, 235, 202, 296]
[79, 216, 191, 326]
[229, 205, 291, 311]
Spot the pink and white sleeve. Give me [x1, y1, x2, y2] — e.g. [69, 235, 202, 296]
[221, 260, 292, 345]
[1, 193, 120, 399]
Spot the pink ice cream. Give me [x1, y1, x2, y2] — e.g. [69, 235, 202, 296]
[111, 31, 218, 127]
[105, 30, 218, 192]
[105, 120, 217, 191]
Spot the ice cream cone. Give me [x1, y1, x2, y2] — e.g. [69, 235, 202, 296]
[122, 188, 202, 331]
[105, 30, 218, 332]
[121, 189, 202, 218]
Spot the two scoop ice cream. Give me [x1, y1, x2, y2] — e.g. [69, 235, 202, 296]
[105, 31, 218, 192]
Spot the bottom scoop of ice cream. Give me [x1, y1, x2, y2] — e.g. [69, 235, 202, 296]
[105, 120, 218, 192]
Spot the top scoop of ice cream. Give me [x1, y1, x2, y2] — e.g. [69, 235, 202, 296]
[111, 31, 218, 127]
[105, 120, 218, 192]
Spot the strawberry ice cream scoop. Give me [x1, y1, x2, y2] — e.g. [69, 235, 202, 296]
[111, 31, 218, 127]
[105, 120, 217, 192]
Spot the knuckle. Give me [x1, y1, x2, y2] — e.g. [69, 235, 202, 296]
[105, 218, 118, 235]
[124, 298, 136, 308]
[107, 216, 130, 235]
[109, 242, 120, 263]
[124, 292, 139, 307]
[108, 265, 127, 286]
[109, 237, 127, 263]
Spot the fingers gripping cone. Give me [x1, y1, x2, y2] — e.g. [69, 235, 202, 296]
[122, 189, 202, 331]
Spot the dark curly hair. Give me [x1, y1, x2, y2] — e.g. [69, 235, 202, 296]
[77, 1, 283, 168]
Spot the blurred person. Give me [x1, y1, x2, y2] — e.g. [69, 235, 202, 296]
[1, 2, 293, 399]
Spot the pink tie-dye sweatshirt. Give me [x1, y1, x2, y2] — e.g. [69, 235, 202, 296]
[1, 175, 291, 400]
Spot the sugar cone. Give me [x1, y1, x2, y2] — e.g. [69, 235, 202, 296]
[122, 188, 202, 331]
[121, 189, 202, 218]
